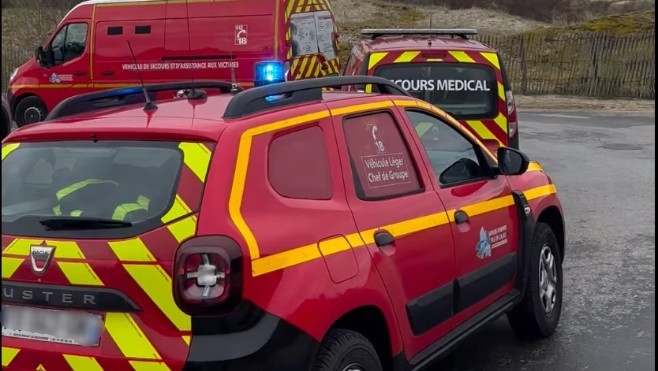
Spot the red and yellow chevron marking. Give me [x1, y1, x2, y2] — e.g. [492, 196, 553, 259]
[290, 55, 339, 79]
[366, 49, 510, 145]
[1, 141, 214, 370]
[285, 0, 330, 19]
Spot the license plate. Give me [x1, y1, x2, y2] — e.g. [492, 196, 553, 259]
[1, 305, 103, 347]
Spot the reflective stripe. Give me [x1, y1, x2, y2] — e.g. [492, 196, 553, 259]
[58, 262, 104, 286]
[161, 194, 192, 224]
[2, 238, 43, 256]
[112, 195, 150, 221]
[448, 51, 476, 63]
[129, 361, 171, 371]
[368, 52, 388, 70]
[108, 238, 156, 262]
[481, 52, 501, 70]
[178, 142, 212, 182]
[2, 238, 85, 259]
[167, 215, 198, 243]
[394, 51, 420, 63]
[56, 179, 118, 200]
[1, 347, 19, 366]
[63, 355, 103, 371]
[494, 113, 507, 132]
[1, 143, 20, 160]
[124, 264, 191, 331]
[465, 120, 502, 145]
[2, 257, 24, 279]
[104, 313, 161, 359]
[497, 81, 506, 101]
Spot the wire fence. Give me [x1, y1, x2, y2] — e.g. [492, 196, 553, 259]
[476, 30, 655, 99]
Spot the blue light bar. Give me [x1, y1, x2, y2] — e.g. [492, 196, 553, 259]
[254, 61, 286, 87]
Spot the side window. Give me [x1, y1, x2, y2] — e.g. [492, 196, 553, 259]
[343, 111, 422, 200]
[268, 126, 332, 200]
[49, 23, 88, 65]
[407, 110, 487, 186]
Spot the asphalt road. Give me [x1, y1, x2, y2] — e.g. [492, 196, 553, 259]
[435, 111, 656, 371]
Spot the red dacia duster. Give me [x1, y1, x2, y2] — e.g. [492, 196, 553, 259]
[1, 77, 565, 371]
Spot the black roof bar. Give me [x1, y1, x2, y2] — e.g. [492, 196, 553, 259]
[361, 28, 478, 40]
[46, 81, 240, 121]
[223, 76, 410, 119]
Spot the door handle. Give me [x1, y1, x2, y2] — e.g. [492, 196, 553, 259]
[74, 71, 87, 76]
[101, 71, 114, 76]
[374, 231, 395, 248]
[454, 210, 470, 224]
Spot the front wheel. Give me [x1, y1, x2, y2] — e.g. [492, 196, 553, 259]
[15, 96, 48, 127]
[312, 329, 383, 371]
[507, 222, 563, 339]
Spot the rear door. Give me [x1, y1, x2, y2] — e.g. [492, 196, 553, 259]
[329, 98, 457, 357]
[1, 140, 213, 370]
[371, 51, 510, 146]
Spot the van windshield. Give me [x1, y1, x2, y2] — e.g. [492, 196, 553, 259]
[2, 141, 182, 238]
[374, 63, 498, 119]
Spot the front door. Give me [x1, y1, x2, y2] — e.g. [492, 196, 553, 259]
[41, 21, 93, 106]
[402, 109, 519, 318]
[330, 99, 457, 357]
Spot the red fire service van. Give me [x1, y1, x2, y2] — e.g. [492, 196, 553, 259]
[7, 0, 341, 126]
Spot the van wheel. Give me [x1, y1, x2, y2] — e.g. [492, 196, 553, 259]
[312, 329, 383, 371]
[507, 222, 563, 339]
[15, 97, 47, 126]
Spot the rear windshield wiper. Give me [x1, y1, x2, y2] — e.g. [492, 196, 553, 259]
[39, 217, 132, 230]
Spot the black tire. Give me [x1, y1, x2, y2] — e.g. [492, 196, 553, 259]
[312, 329, 383, 371]
[15, 96, 48, 127]
[507, 222, 563, 339]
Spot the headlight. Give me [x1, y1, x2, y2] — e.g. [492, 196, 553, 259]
[9, 68, 18, 82]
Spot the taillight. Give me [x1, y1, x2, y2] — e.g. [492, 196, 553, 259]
[174, 236, 243, 316]
[506, 90, 518, 139]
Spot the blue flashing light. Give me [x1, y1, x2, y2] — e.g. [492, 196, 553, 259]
[254, 61, 286, 87]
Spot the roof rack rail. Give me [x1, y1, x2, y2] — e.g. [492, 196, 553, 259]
[361, 28, 477, 40]
[223, 76, 410, 119]
[46, 80, 240, 121]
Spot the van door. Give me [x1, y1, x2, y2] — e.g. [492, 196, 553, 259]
[41, 21, 93, 102]
[330, 98, 457, 358]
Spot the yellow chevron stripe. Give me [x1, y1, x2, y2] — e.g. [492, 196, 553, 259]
[1, 257, 24, 279]
[497, 81, 506, 101]
[2, 239, 85, 259]
[129, 361, 171, 371]
[481, 52, 501, 70]
[178, 142, 212, 182]
[305, 56, 317, 78]
[58, 262, 104, 286]
[1, 347, 20, 367]
[161, 194, 192, 224]
[108, 237, 156, 262]
[105, 313, 161, 359]
[394, 51, 420, 63]
[465, 120, 502, 144]
[297, 56, 310, 79]
[124, 264, 191, 332]
[449, 51, 476, 63]
[63, 355, 104, 371]
[494, 113, 507, 132]
[368, 52, 388, 70]
[2, 143, 20, 159]
[167, 215, 198, 243]
[286, 0, 296, 20]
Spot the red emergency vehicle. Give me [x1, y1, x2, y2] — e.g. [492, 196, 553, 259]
[7, 0, 341, 126]
[343, 29, 520, 149]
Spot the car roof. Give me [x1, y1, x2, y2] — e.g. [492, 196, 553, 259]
[361, 36, 495, 53]
[4, 91, 392, 143]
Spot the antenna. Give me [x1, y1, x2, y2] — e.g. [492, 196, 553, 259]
[229, 52, 240, 95]
[183, 0, 207, 100]
[126, 40, 157, 112]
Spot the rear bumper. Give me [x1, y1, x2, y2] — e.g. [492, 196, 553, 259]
[184, 311, 319, 371]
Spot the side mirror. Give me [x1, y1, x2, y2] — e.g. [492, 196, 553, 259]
[497, 147, 529, 175]
[35, 46, 44, 64]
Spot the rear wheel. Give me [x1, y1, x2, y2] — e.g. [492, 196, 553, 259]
[15, 96, 48, 127]
[507, 222, 563, 339]
[312, 329, 383, 371]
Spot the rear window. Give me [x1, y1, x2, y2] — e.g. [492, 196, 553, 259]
[374, 63, 498, 119]
[1, 141, 184, 238]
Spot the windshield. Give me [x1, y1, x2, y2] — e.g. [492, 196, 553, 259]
[374, 63, 498, 119]
[2, 141, 183, 238]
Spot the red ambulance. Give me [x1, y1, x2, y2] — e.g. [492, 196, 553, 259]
[7, 0, 341, 126]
